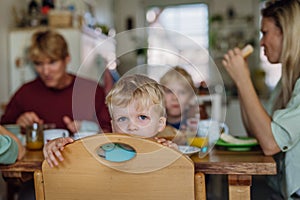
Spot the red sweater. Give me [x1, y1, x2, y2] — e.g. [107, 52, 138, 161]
[1, 75, 112, 132]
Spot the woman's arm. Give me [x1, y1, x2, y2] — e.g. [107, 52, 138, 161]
[236, 77, 280, 155]
[222, 48, 280, 155]
[0, 125, 25, 161]
[239, 95, 250, 133]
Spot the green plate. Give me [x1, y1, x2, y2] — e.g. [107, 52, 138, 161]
[216, 137, 259, 151]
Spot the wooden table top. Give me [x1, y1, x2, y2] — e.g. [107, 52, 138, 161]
[191, 149, 276, 175]
[0, 149, 43, 173]
[0, 148, 276, 176]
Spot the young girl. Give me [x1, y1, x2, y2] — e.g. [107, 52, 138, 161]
[159, 67, 198, 130]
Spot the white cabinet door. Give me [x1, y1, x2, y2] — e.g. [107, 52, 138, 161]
[9, 29, 36, 96]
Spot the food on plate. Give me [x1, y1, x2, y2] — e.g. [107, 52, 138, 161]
[157, 126, 177, 140]
[241, 44, 254, 58]
[220, 133, 257, 145]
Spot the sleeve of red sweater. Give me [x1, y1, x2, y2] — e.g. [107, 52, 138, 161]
[95, 84, 112, 133]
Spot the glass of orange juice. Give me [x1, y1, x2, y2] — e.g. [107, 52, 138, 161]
[187, 137, 208, 148]
[26, 123, 44, 150]
[186, 118, 210, 154]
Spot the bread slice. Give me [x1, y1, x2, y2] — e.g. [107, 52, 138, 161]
[157, 125, 177, 140]
[157, 126, 187, 145]
[241, 44, 254, 58]
[220, 133, 257, 145]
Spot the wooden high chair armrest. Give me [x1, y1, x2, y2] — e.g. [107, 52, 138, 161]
[34, 170, 45, 200]
[195, 172, 206, 200]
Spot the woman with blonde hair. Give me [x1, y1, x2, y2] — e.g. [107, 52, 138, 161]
[222, 0, 300, 199]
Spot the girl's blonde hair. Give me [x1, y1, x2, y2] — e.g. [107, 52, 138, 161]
[160, 66, 196, 93]
[29, 29, 69, 62]
[106, 74, 166, 117]
[262, 0, 300, 110]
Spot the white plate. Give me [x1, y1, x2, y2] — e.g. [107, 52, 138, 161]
[73, 132, 98, 140]
[178, 145, 201, 156]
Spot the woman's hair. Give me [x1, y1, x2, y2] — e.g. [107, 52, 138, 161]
[160, 66, 196, 93]
[262, 0, 300, 110]
[29, 29, 69, 62]
[106, 74, 166, 117]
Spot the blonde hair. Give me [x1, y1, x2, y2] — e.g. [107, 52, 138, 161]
[160, 66, 196, 93]
[106, 74, 166, 117]
[262, 0, 300, 110]
[29, 29, 69, 62]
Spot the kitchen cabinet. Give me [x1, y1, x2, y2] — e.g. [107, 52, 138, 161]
[8, 27, 116, 96]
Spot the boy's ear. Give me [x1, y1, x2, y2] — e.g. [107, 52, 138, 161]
[158, 117, 167, 132]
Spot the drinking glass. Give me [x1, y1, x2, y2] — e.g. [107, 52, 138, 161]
[26, 123, 44, 150]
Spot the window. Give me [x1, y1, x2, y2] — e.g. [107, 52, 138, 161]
[145, 4, 210, 86]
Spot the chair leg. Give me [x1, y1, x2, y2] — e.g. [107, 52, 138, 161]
[195, 172, 206, 200]
[34, 170, 45, 200]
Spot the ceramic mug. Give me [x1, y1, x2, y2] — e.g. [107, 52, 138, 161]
[197, 119, 229, 137]
[3, 124, 26, 145]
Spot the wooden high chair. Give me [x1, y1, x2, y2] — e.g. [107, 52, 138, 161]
[34, 134, 206, 200]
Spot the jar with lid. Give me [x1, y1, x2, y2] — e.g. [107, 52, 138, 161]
[26, 123, 44, 150]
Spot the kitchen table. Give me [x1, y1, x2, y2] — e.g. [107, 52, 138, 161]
[191, 149, 276, 200]
[0, 148, 276, 200]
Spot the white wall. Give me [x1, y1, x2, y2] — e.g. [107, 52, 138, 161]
[93, 0, 114, 27]
[0, 0, 24, 116]
[0, 2, 21, 197]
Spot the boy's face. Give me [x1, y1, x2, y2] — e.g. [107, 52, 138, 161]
[164, 82, 193, 118]
[111, 100, 166, 138]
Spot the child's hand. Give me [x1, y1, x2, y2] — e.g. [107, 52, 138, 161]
[43, 137, 74, 168]
[154, 137, 178, 150]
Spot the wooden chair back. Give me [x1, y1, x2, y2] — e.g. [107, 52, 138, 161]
[34, 133, 206, 200]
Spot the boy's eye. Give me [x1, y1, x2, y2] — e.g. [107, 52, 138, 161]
[138, 115, 149, 120]
[117, 116, 127, 122]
